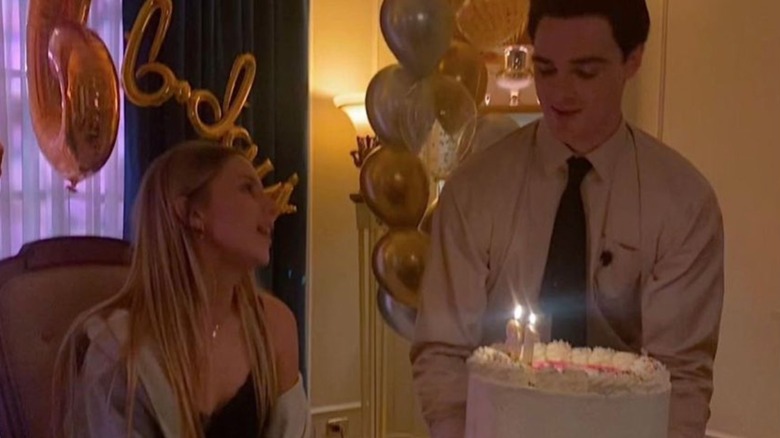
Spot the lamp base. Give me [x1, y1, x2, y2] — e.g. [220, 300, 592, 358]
[351, 135, 380, 168]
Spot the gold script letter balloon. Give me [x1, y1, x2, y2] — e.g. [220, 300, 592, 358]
[27, 0, 120, 188]
[373, 230, 430, 309]
[360, 146, 430, 228]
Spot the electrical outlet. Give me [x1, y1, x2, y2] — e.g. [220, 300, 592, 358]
[325, 417, 349, 437]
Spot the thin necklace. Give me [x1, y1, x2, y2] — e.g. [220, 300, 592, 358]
[210, 293, 237, 340]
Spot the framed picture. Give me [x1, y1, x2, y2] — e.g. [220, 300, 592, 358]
[479, 45, 541, 115]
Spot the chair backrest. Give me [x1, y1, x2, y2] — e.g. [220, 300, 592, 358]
[0, 236, 132, 438]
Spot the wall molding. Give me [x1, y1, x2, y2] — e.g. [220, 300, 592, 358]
[311, 401, 363, 416]
[656, 0, 670, 140]
[706, 430, 744, 438]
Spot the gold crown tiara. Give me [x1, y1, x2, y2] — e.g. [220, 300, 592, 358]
[123, 0, 297, 215]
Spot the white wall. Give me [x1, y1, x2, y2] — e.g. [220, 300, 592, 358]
[628, 1, 780, 436]
[309, 0, 377, 413]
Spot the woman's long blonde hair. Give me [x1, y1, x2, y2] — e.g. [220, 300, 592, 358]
[52, 141, 278, 437]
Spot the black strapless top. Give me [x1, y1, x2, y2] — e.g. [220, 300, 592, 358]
[204, 375, 259, 437]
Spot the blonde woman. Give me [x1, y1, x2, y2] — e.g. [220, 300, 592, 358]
[52, 141, 310, 437]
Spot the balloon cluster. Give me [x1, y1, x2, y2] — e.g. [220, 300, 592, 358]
[27, 0, 121, 190]
[363, 0, 530, 339]
[123, 0, 298, 216]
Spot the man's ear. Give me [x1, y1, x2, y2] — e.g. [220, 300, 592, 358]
[624, 44, 645, 79]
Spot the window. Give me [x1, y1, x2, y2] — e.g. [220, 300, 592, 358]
[0, 0, 125, 258]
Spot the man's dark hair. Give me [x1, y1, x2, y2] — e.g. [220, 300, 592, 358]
[528, 0, 650, 59]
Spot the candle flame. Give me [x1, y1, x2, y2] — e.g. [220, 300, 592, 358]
[528, 312, 538, 326]
[514, 305, 524, 320]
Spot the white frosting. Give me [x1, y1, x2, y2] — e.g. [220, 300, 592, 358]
[571, 347, 591, 367]
[612, 352, 638, 372]
[467, 341, 671, 396]
[531, 342, 546, 366]
[544, 341, 572, 363]
[588, 347, 614, 368]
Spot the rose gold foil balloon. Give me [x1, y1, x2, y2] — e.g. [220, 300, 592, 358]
[372, 229, 430, 309]
[27, 0, 120, 189]
[360, 146, 430, 228]
[456, 0, 530, 50]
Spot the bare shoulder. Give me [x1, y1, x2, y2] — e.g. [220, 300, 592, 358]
[259, 292, 300, 393]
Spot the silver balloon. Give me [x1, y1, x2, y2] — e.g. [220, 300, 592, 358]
[377, 287, 417, 341]
[380, 0, 455, 78]
[366, 64, 416, 148]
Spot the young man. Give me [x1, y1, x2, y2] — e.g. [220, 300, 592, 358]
[411, 1, 724, 437]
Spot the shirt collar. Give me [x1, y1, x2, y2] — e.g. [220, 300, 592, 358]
[535, 118, 630, 182]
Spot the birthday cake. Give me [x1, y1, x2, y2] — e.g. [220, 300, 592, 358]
[465, 315, 671, 438]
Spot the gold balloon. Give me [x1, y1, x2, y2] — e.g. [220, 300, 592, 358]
[438, 41, 489, 104]
[360, 146, 430, 228]
[456, 0, 530, 50]
[27, 0, 120, 188]
[373, 229, 430, 309]
[448, 0, 466, 13]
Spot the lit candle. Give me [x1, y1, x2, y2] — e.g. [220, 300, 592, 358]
[505, 305, 525, 350]
[522, 312, 541, 365]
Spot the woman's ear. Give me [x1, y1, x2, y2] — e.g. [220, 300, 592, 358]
[174, 196, 189, 225]
[174, 196, 205, 235]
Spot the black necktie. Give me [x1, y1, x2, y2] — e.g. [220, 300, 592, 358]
[539, 156, 592, 347]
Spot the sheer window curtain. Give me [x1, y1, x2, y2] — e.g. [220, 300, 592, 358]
[0, 1, 125, 258]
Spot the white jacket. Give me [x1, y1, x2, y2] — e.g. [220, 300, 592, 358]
[68, 309, 311, 437]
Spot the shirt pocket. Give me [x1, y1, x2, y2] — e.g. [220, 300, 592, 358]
[593, 239, 643, 346]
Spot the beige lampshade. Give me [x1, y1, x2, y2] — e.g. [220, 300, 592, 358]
[334, 93, 373, 137]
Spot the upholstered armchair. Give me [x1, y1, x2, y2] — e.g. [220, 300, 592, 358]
[0, 236, 131, 438]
